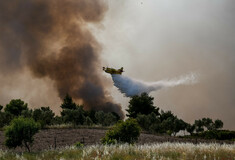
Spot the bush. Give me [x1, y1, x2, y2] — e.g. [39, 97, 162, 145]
[74, 142, 84, 148]
[101, 118, 141, 144]
[4, 117, 40, 152]
[196, 130, 235, 140]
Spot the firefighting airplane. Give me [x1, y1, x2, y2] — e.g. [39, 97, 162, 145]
[103, 67, 124, 75]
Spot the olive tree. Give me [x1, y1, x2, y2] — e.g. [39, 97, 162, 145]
[5, 117, 40, 152]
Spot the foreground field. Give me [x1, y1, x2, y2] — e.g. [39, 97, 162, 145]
[0, 128, 233, 152]
[0, 142, 234, 160]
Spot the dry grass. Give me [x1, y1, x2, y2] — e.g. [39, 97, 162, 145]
[0, 128, 233, 152]
[0, 142, 234, 160]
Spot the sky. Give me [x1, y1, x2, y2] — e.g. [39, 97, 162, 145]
[96, 0, 235, 129]
[0, 0, 234, 130]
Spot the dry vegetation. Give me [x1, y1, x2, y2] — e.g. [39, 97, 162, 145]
[0, 128, 233, 152]
[0, 142, 234, 160]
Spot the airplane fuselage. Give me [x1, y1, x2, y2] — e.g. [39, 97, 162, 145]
[103, 67, 124, 75]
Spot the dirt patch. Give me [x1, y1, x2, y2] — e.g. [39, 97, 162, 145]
[0, 128, 233, 152]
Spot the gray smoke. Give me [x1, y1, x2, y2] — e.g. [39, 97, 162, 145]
[0, 0, 124, 118]
[111, 73, 198, 97]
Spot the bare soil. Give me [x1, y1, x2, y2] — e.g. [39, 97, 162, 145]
[0, 128, 233, 152]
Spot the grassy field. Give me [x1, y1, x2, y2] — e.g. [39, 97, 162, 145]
[0, 142, 234, 160]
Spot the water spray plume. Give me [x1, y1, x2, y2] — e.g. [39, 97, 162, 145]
[111, 73, 198, 97]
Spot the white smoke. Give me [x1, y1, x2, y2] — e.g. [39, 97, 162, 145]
[111, 73, 198, 97]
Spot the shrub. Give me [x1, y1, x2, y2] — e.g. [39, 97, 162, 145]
[4, 117, 40, 152]
[84, 117, 93, 126]
[101, 118, 141, 144]
[74, 142, 84, 148]
[198, 130, 235, 140]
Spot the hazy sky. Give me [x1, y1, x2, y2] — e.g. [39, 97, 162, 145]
[0, 0, 234, 130]
[97, 0, 235, 129]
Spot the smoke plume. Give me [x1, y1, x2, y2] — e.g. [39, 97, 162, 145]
[0, 0, 124, 118]
[112, 73, 198, 97]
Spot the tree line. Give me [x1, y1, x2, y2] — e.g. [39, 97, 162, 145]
[127, 93, 224, 135]
[1, 92, 234, 152]
[0, 94, 120, 129]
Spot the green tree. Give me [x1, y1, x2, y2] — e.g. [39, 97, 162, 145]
[161, 117, 175, 135]
[84, 117, 93, 126]
[126, 93, 159, 118]
[52, 116, 63, 125]
[101, 119, 141, 144]
[160, 110, 175, 122]
[4, 117, 40, 152]
[103, 112, 118, 126]
[60, 94, 77, 110]
[172, 118, 187, 136]
[85, 110, 97, 124]
[214, 119, 223, 130]
[136, 114, 151, 131]
[95, 111, 105, 125]
[159, 110, 174, 134]
[194, 119, 204, 133]
[21, 109, 33, 118]
[149, 121, 162, 133]
[33, 107, 55, 128]
[159, 111, 187, 135]
[0, 112, 13, 128]
[4, 99, 28, 116]
[94, 111, 119, 126]
[61, 106, 85, 126]
[202, 118, 214, 130]
[0, 105, 3, 111]
[186, 123, 195, 135]
[136, 112, 160, 131]
[111, 112, 121, 121]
